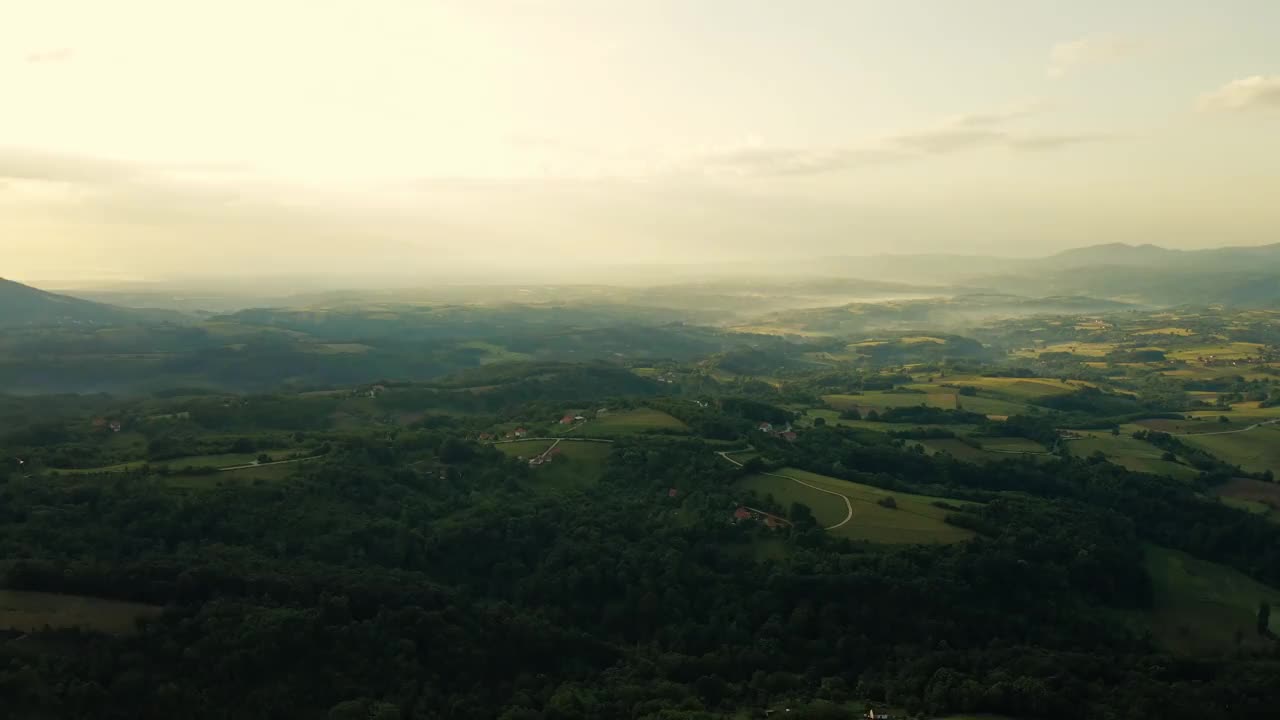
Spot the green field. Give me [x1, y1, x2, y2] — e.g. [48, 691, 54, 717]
[738, 467, 975, 544]
[0, 590, 162, 635]
[915, 439, 993, 462]
[944, 376, 1088, 400]
[1140, 545, 1280, 655]
[495, 440, 613, 491]
[823, 391, 954, 412]
[803, 408, 974, 434]
[1179, 424, 1280, 476]
[979, 437, 1049, 453]
[1167, 342, 1267, 361]
[52, 450, 302, 475]
[164, 459, 313, 488]
[1069, 433, 1199, 480]
[586, 408, 688, 436]
[915, 438, 1054, 464]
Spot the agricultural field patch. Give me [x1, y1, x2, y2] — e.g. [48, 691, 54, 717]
[1139, 545, 1279, 655]
[948, 376, 1087, 400]
[1167, 342, 1267, 362]
[979, 437, 1049, 454]
[738, 468, 975, 544]
[1016, 342, 1119, 358]
[164, 460, 312, 488]
[50, 450, 307, 476]
[1134, 327, 1196, 336]
[310, 343, 373, 354]
[1068, 433, 1199, 481]
[0, 590, 162, 635]
[1179, 425, 1280, 477]
[1215, 477, 1280, 512]
[495, 439, 612, 491]
[587, 408, 688, 436]
[822, 391, 959, 415]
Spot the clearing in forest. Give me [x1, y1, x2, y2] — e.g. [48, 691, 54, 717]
[736, 467, 975, 544]
[1180, 425, 1280, 477]
[0, 590, 162, 635]
[1140, 545, 1279, 655]
[588, 407, 688, 435]
[1069, 433, 1199, 481]
[495, 439, 612, 491]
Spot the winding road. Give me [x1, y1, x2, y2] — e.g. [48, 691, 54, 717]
[1172, 418, 1280, 437]
[718, 451, 853, 531]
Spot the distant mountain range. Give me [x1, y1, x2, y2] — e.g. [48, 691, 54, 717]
[6, 241, 1279, 328]
[796, 243, 1280, 306]
[0, 278, 183, 328]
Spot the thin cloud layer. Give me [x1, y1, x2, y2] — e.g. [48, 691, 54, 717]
[694, 104, 1110, 177]
[694, 146, 906, 177]
[1198, 76, 1280, 112]
[1048, 35, 1143, 78]
[0, 147, 139, 184]
[24, 47, 74, 64]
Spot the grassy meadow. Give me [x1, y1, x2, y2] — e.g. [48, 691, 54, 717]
[586, 407, 688, 436]
[494, 439, 613, 491]
[1068, 432, 1199, 480]
[738, 467, 975, 545]
[0, 590, 162, 635]
[1140, 545, 1279, 655]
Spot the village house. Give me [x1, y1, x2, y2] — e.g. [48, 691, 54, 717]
[559, 414, 575, 425]
[758, 422, 774, 433]
[513, 427, 528, 438]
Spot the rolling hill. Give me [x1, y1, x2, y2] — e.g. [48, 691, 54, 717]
[0, 278, 174, 328]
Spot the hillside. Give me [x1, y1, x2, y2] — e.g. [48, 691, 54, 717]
[0, 278, 176, 328]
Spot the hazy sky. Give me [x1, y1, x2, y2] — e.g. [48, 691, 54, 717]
[3, 0, 1279, 284]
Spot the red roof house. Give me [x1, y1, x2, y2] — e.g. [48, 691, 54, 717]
[668, 488, 679, 498]
[560, 415, 575, 424]
[733, 506, 753, 521]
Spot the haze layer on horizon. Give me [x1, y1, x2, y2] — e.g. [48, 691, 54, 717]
[3, 0, 1279, 285]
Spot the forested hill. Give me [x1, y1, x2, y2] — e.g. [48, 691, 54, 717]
[0, 278, 165, 328]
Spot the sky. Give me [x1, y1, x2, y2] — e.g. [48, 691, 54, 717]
[2, 0, 1279, 285]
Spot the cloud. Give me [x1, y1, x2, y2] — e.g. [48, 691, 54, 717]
[947, 99, 1051, 128]
[24, 48, 74, 64]
[0, 147, 140, 184]
[891, 127, 1005, 154]
[1197, 76, 1280, 112]
[1009, 133, 1116, 151]
[694, 146, 906, 177]
[685, 101, 1110, 177]
[1048, 35, 1143, 78]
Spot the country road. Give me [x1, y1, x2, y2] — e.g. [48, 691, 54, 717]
[219, 455, 323, 472]
[490, 437, 616, 444]
[1172, 418, 1280, 437]
[718, 451, 853, 531]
